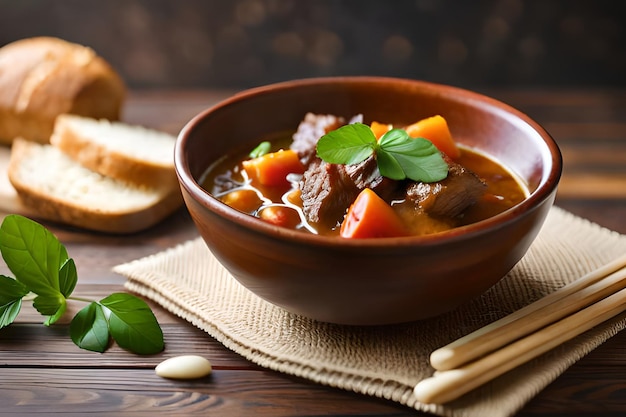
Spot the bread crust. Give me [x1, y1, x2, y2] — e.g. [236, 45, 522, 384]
[51, 115, 178, 189]
[8, 139, 183, 234]
[11, 184, 183, 234]
[0, 37, 126, 144]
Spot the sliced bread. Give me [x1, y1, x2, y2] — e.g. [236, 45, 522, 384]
[50, 114, 177, 188]
[0, 37, 125, 145]
[8, 139, 182, 234]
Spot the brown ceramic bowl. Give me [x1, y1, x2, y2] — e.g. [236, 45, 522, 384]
[175, 77, 562, 325]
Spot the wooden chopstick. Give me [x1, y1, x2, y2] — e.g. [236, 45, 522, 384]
[430, 253, 626, 371]
[414, 285, 626, 404]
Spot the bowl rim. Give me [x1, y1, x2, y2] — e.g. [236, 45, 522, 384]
[175, 76, 563, 248]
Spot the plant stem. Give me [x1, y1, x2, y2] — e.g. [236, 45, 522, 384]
[68, 296, 96, 304]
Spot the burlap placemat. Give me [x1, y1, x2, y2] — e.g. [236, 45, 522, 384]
[114, 206, 626, 417]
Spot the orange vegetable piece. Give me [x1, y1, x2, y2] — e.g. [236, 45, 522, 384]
[220, 189, 262, 213]
[285, 189, 302, 206]
[370, 121, 392, 139]
[242, 149, 304, 187]
[405, 115, 461, 160]
[340, 188, 408, 238]
[259, 206, 301, 228]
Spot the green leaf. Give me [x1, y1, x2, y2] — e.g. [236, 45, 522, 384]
[0, 216, 164, 355]
[0, 298, 22, 329]
[396, 151, 450, 183]
[316, 124, 449, 183]
[70, 302, 110, 353]
[0, 275, 29, 328]
[378, 129, 449, 182]
[101, 293, 164, 355]
[379, 129, 438, 156]
[58, 258, 77, 298]
[0, 215, 68, 298]
[33, 294, 66, 326]
[375, 150, 406, 180]
[249, 141, 271, 158]
[316, 123, 377, 164]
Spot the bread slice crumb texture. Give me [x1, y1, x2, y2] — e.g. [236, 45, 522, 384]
[11, 140, 167, 212]
[59, 114, 175, 165]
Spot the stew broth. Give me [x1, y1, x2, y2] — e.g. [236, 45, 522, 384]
[201, 132, 528, 237]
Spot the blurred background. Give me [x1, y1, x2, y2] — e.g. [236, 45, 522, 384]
[1, 0, 624, 91]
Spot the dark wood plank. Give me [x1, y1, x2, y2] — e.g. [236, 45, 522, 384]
[518, 331, 626, 416]
[0, 323, 253, 368]
[2, 322, 624, 416]
[0, 368, 420, 416]
[121, 89, 237, 136]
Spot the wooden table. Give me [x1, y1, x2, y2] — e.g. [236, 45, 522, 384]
[0, 88, 624, 416]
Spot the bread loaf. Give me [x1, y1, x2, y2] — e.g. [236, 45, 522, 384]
[8, 139, 182, 234]
[51, 114, 178, 188]
[0, 37, 126, 145]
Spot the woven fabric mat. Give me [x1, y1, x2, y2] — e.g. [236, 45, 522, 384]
[115, 206, 626, 417]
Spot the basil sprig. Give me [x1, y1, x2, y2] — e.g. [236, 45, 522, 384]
[0, 214, 163, 355]
[249, 141, 271, 158]
[316, 123, 448, 182]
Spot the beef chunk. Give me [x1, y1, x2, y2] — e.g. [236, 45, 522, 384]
[290, 113, 364, 166]
[299, 155, 401, 227]
[290, 113, 345, 166]
[405, 158, 486, 219]
[343, 155, 399, 202]
[294, 113, 395, 227]
[299, 158, 360, 227]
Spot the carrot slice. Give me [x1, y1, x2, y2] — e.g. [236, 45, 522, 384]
[340, 188, 408, 238]
[242, 149, 304, 187]
[220, 189, 262, 213]
[405, 115, 461, 160]
[370, 121, 392, 139]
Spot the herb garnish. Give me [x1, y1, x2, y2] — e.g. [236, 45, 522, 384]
[316, 123, 449, 182]
[0, 214, 163, 355]
[249, 141, 271, 158]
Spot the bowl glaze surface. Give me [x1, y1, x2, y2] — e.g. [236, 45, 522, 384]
[175, 77, 562, 325]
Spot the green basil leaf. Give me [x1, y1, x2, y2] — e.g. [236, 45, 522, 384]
[316, 123, 376, 164]
[0, 215, 68, 298]
[316, 123, 449, 183]
[375, 150, 406, 180]
[379, 130, 449, 182]
[378, 129, 437, 156]
[390, 152, 449, 183]
[0, 216, 164, 355]
[376, 128, 410, 148]
[101, 293, 164, 355]
[0, 275, 29, 328]
[249, 141, 271, 158]
[58, 258, 78, 298]
[70, 302, 110, 353]
[33, 294, 66, 326]
[0, 298, 23, 329]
